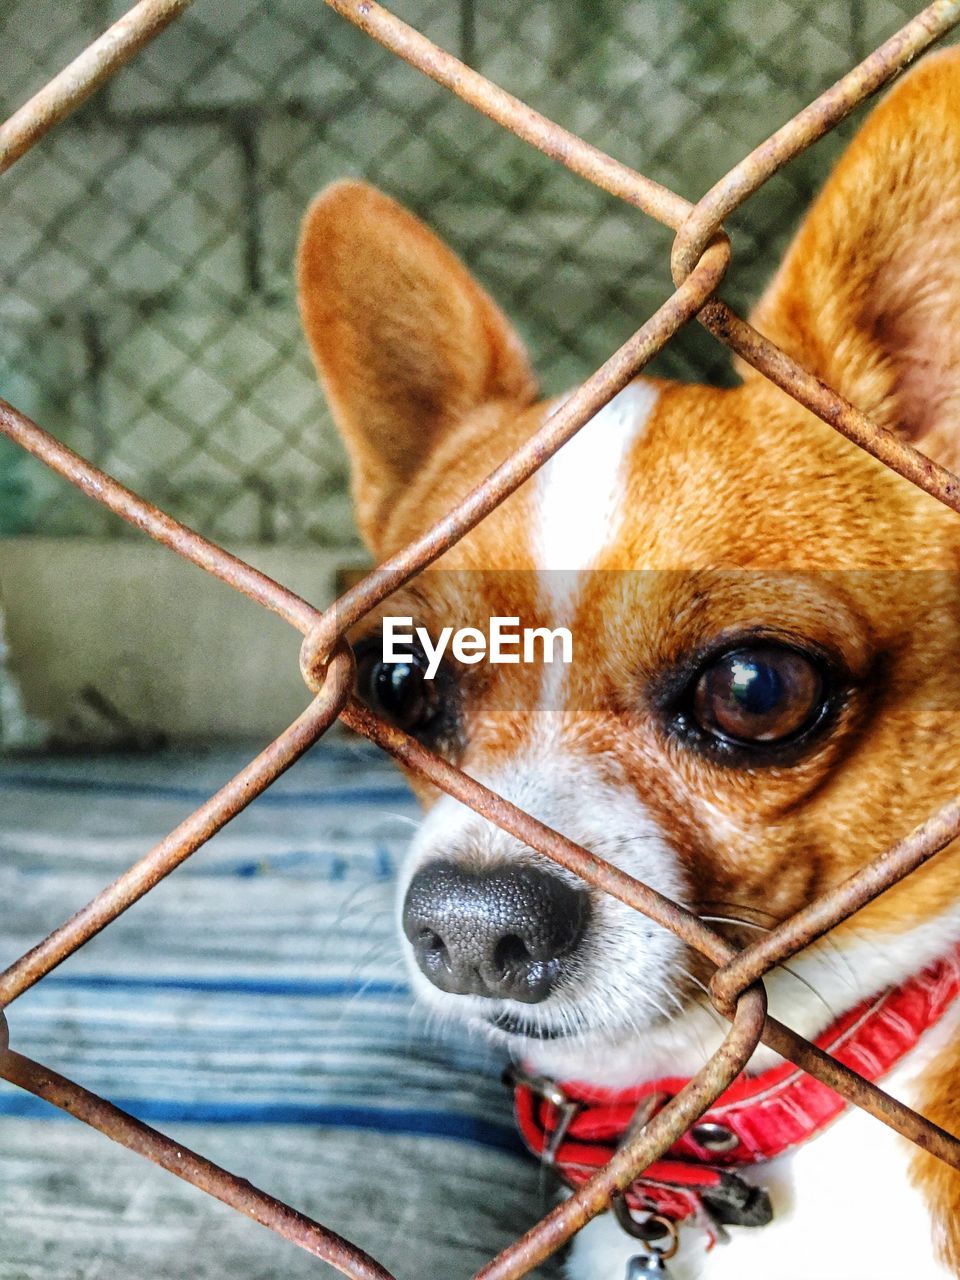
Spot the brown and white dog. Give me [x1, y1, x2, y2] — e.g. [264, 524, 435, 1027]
[298, 50, 960, 1279]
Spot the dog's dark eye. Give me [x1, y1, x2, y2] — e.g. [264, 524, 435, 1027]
[355, 639, 441, 737]
[692, 645, 824, 745]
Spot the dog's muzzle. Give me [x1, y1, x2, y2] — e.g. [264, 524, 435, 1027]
[402, 862, 589, 1003]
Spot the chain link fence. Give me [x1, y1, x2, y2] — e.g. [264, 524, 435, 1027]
[0, 0, 941, 548]
[4, 1, 960, 1276]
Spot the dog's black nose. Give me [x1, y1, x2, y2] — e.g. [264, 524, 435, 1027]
[402, 862, 589, 1003]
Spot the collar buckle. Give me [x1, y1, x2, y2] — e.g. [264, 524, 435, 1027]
[503, 1064, 582, 1165]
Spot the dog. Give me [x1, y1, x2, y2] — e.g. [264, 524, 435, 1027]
[297, 48, 960, 1280]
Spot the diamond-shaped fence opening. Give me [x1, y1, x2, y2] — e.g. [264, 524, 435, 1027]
[5, 3, 960, 1279]
[2, 0, 951, 548]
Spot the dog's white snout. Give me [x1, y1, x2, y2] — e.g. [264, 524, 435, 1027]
[397, 752, 691, 1057]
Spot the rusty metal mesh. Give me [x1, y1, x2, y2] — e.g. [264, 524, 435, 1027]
[3, 1, 960, 1276]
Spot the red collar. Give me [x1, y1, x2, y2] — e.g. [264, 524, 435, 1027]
[513, 946, 960, 1241]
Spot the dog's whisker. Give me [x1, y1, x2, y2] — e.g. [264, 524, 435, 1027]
[699, 912, 772, 932]
[773, 962, 838, 1019]
[700, 900, 862, 994]
[379, 812, 421, 830]
[672, 964, 730, 1038]
[698, 912, 839, 1018]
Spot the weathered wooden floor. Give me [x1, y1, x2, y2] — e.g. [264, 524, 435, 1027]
[0, 739, 557, 1278]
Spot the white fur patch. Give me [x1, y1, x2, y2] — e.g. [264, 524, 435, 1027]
[398, 745, 689, 1050]
[533, 379, 658, 714]
[534, 379, 659, 581]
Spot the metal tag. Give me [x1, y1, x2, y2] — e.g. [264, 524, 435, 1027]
[625, 1254, 670, 1279]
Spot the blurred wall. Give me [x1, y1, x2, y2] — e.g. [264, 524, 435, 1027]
[1, 0, 938, 544]
[0, 538, 355, 740]
[0, 0, 951, 738]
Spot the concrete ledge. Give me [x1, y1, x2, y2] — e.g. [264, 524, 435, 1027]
[0, 537, 366, 740]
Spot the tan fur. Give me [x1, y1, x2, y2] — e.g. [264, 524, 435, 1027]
[297, 181, 537, 543]
[748, 50, 960, 464]
[299, 50, 960, 1270]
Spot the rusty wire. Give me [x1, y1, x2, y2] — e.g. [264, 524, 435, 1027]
[472, 987, 770, 1280]
[320, 0, 960, 522]
[0, 0, 196, 176]
[2, 1, 960, 1277]
[341, 699, 960, 1171]
[0, 644, 354, 1007]
[0, 1047, 395, 1280]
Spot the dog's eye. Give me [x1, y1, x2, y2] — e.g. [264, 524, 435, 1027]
[692, 645, 824, 745]
[354, 640, 441, 737]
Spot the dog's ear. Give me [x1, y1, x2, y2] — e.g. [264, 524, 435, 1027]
[297, 180, 537, 548]
[747, 49, 960, 470]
